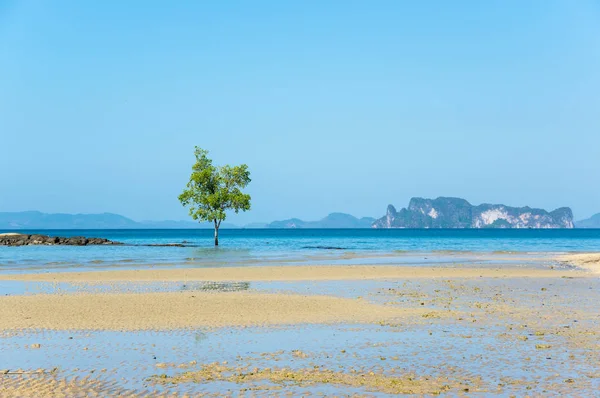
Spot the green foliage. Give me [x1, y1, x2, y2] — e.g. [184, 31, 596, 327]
[179, 147, 251, 228]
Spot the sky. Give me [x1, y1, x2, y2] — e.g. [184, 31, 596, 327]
[1, 0, 599, 224]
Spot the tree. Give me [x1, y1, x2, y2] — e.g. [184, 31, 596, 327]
[179, 147, 251, 246]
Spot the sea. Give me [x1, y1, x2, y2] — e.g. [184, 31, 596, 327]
[1, 229, 599, 273]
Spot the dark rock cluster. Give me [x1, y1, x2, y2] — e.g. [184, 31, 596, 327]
[0, 234, 121, 246]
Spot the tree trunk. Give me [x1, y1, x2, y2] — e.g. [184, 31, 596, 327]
[214, 220, 219, 246]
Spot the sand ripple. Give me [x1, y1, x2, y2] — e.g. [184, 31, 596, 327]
[0, 291, 422, 331]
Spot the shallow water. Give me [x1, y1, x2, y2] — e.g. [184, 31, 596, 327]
[1, 276, 599, 396]
[1, 228, 600, 270]
[1, 313, 597, 396]
[1, 230, 599, 395]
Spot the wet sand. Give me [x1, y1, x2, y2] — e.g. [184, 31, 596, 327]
[0, 371, 142, 398]
[1, 255, 599, 396]
[557, 253, 600, 274]
[0, 264, 589, 283]
[0, 291, 425, 331]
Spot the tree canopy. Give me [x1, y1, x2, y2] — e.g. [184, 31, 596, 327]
[179, 147, 251, 245]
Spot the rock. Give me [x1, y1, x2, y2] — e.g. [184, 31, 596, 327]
[0, 234, 122, 247]
[373, 197, 574, 229]
[88, 237, 111, 245]
[67, 236, 87, 245]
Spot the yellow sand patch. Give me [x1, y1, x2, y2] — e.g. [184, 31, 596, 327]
[0, 265, 588, 283]
[557, 253, 600, 274]
[0, 291, 422, 331]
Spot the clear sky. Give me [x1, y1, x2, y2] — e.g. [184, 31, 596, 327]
[1, 0, 599, 224]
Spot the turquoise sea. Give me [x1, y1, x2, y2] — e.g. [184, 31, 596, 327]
[1, 229, 599, 271]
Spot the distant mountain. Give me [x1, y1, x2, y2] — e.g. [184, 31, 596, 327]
[242, 222, 269, 229]
[0, 211, 139, 229]
[267, 213, 375, 228]
[373, 197, 574, 229]
[2, 203, 581, 230]
[138, 220, 238, 229]
[575, 213, 600, 228]
[0, 211, 237, 229]
[139, 220, 209, 229]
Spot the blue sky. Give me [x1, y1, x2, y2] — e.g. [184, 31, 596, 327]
[1, 0, 599, 224]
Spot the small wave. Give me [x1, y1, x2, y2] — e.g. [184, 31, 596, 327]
[302, 246, 347, 250]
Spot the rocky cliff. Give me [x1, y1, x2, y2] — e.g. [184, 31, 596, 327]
[373, 197, 574, 229]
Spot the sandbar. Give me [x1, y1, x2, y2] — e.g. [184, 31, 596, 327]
[557, 253, 600, 274]
[0, 291, 421, 331]
[0, 265, 589, 283]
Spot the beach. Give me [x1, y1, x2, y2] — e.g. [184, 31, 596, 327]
[0, 291, 424, 331]
[0, 250, 599, 396]
[4, 0, 599, 394]
[0, 264, 587, 282]
[557, 252, 600, 274]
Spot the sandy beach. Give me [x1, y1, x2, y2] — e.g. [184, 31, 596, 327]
[0, 291, 425, 330]
[1, 253, 599, 396]
[0, 263, 589, 282]
[557, 252, 600, 274]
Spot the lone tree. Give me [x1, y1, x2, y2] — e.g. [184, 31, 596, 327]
[179, 147, 251, 246]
